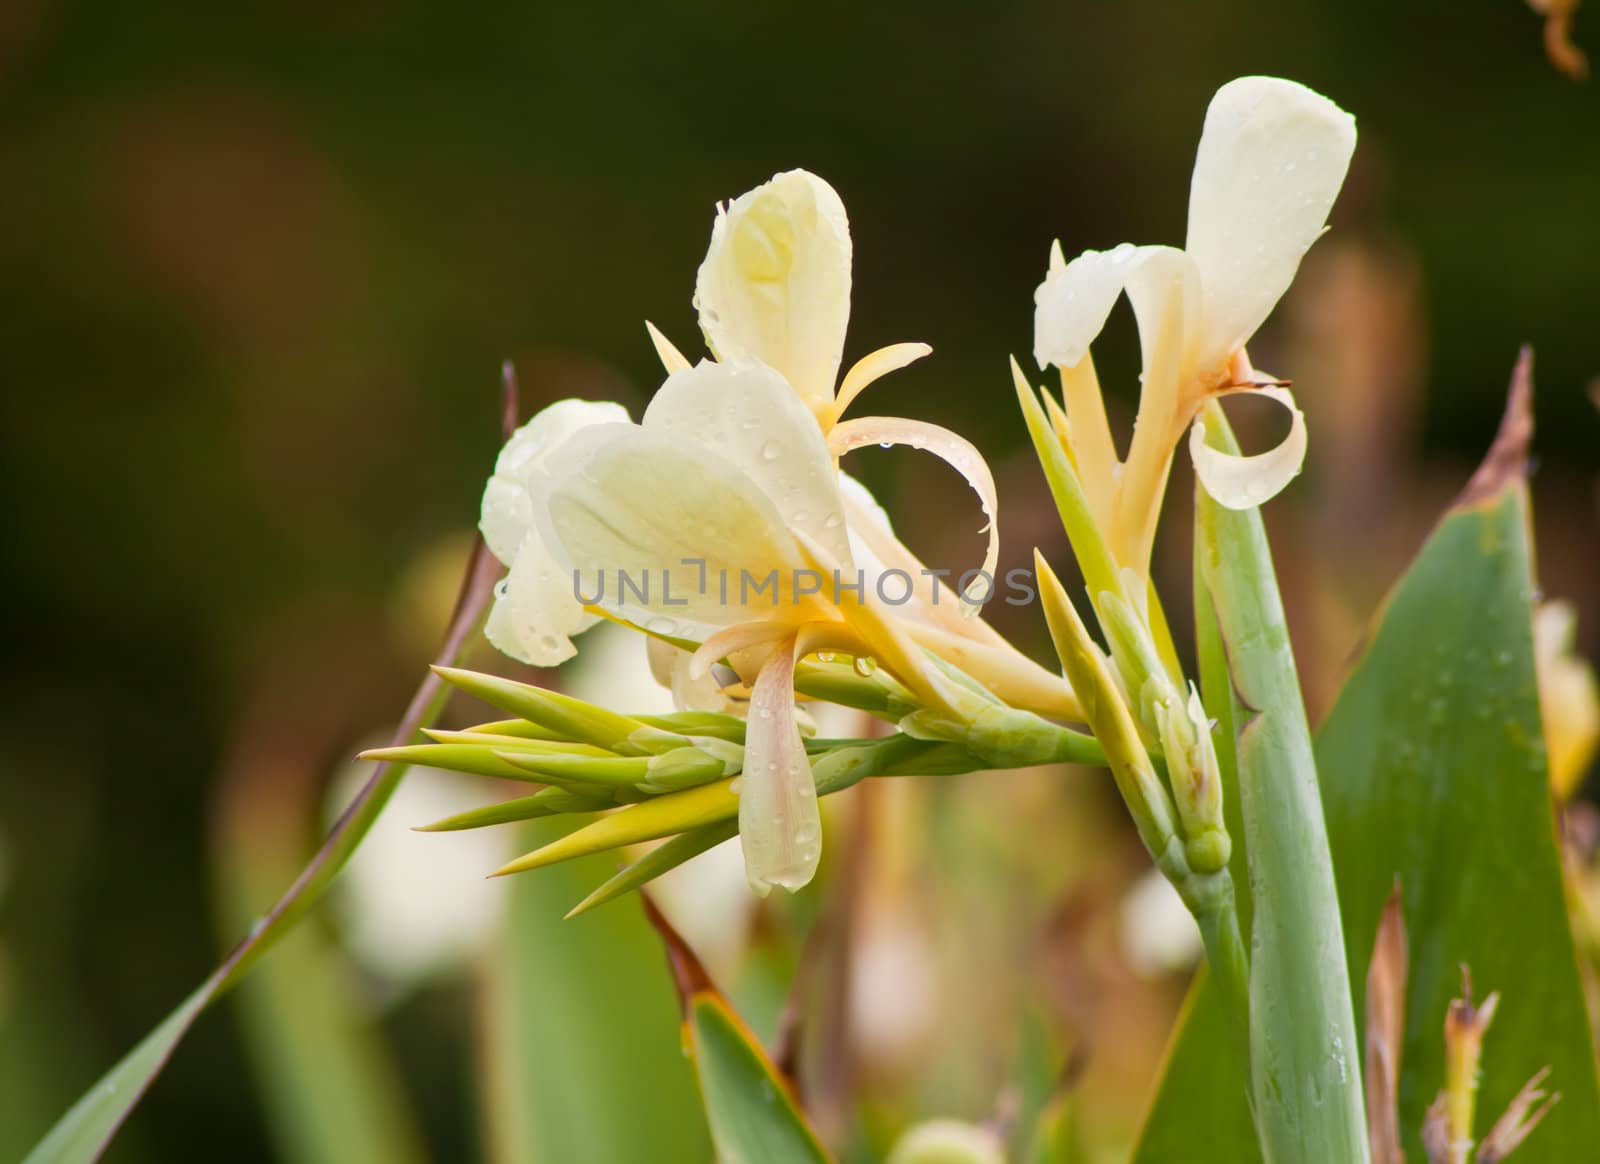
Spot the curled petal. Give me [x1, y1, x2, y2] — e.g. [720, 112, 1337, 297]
[740, 639, 823, 895]
[644, 320, 692, 375]
[693, 169, 852, 410]
[828, 416, 999, 613]
[1188, 386, 1308, 510]
[484, 528, 596, 666]
[689, 620, 795, 681]
[480, 398, 632, 564]
[831, 341, 933, 422]
[644, 360, 853, 569]
[1186, 76, 1357, 371]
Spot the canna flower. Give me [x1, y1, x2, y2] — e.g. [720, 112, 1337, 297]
[646, 170, 1077, 722]
[1033, 76, 1357, 578]
[478, 171, 1082, 895]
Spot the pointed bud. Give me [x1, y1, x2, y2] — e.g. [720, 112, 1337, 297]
[432, 666, 652, 752]
[1035, 551, 1180, 860]
[1157, 684, 1230, 873]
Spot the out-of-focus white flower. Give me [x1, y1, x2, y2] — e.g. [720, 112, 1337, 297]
[1033, 77, 1357, 577]
[1121, 865, 1203, 977]
[331, 758, 511, 992]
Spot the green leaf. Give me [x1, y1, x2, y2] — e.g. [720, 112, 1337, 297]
[482, 818, 712, 1164]
[642, 896, 832, 1164]
[1136, 362, 1600, 1161]
[1191, 402, 1368, 1164]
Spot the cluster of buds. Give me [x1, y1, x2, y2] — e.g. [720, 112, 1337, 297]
[365, 662, 1102, 912]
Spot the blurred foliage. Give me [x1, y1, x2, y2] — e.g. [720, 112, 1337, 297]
[1, 1, 1597, 1161]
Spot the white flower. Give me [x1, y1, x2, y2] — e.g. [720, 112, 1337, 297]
[478, 171, 1083, 894]
[1033, 77, 1357, 575]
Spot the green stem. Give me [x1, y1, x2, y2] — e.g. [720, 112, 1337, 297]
[1195, 403, 1367, 1164]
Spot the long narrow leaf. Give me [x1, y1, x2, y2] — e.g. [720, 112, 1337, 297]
[24, 366, 520, 1163]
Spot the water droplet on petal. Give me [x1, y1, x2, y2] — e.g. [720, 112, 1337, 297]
[853, 655, 877, 677]
[761, 440, 782, 461]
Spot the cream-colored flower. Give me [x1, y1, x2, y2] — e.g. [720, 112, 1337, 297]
[649, 169, 1078, 718]
[480, 361, 970, 894]
[1033, 76, 1357, 577]
[480, 172, 1082, 893]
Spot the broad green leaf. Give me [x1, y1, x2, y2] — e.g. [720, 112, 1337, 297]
[482, 818, 712, 1164]
[1136, 369, 1600, 1161]
[643, 896, 832, 1163]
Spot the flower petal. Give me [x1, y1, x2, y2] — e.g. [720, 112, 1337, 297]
[484, 527, 596, 666]
[836, 472, 1009, 648]
[1033, 242, 1140, 370]
[1188, 386, 1308, 509]
[828, 416, 999, 613]
[480, 398, 632, 564]
[690, 620, 795, 680]
[647, 636, 735, 713]
[643, 359, 853, 568]
[1186, 76, 1357, 371]
[693, 169, 852, 410]
[831, 341, 933, 422]
[540, 425, 813, 637]
[740, 639, 823, 895]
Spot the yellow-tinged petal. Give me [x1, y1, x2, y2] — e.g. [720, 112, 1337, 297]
[837, 473, 1007, 647]
[689, 621, 794, 680]
[480, 398, 632, 564]
[644, 320, 692, 375]
[693, 169, 852, 411]
[541, 426, 816, 638]
[1187, 387, 1308, 509]
[830, 341, 933, 423]
[739, 638, 823, 895]
[792, 532, 962, 715]
[828, 415, 999, 613]
[1185, 76, 1357, 372]
[643, 360, 853, 568]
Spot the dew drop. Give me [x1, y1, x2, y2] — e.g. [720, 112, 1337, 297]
[646, 616, 678, 635]
[761, 440, 782, 461]
[823, 511, 843, 529]
[853, 655, 878, 677]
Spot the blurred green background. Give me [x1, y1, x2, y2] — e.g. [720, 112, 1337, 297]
[1, 2, 1596, 1161]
